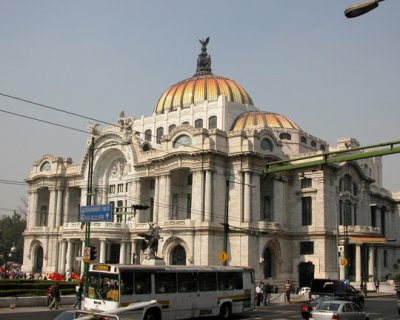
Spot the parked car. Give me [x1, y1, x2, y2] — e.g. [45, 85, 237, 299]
[300, 296, 342, 319]
[310, 278, 364, 309]
[397, 297, 400, 314]
[309, 300, 369, 320]
[298, 286, 311, 296]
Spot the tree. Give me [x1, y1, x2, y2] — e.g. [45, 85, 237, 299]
[0, 210, 26, 264]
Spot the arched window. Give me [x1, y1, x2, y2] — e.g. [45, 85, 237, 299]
[300, 136, 307, 144]
[320, 144, 326, 151]
[311, 140, 317, 148]
[142, 143, 151, 151]
[171, 245, 186, 265]
[261, 138, 274, 151]
[182, 121, 189, 126]
[173, 135, 192, 148]
[208, 116, 217, 129]
[195, 119, 203, 128]
[144, 129, 152, 142]
[169, 124, 176, 133]
[263, 248, 272, 278]
[279, 132, 291, 140]
[40, 161, 51, 172]
[156, 127, 164, 144]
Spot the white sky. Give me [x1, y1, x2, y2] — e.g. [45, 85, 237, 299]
[1, 1, 399, 216]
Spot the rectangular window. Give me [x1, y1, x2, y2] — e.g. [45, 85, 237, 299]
[198, 272, 217, 291]
[187, 174, 192, 185]
[187, 194, 192, 219]
[109, 185, 115, 194]
[155, 272, 177, 293]
[217, 272, 243, 290]
[300, 241, 314, 254]
[117, 184, 124, 193]
[302, 196, 312, 226]
[134, 272, 151, 294]
[150, 179, 155, 190]
[371, 206, 376, 227]
[125, 183, 129, 193]
[177, 272, 198, 293]
[149, 197, 154, 222]
[301, 178, 312, 189]
[262, 195, 272, 221]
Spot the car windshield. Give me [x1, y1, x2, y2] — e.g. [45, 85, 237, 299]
[88, 271, 120, 301]
[317, 301, 340, 311]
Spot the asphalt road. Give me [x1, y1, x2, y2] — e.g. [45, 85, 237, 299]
[1, 296, 398, 320]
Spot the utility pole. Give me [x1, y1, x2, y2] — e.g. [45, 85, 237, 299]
[83, 136, 95, 296]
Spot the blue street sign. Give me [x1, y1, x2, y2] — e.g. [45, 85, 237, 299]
[80, 204, 113, 222]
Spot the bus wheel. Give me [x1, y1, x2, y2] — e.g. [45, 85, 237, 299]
[144, 310, 159, 320]
[219, 303, 232, 320]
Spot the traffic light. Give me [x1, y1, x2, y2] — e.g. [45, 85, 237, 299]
[90, 246, 97, 261]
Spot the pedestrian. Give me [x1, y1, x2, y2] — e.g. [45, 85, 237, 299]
[265, 282, 272, 305]
[284, 280, 292, 304]
[260, 282, 267, 306]
[374, 278, 379, 293]
[46, 285, 52, 307]
[48, 283, 61, 310]
[255, 282, 262, 306]
[73, 281, 83, 310]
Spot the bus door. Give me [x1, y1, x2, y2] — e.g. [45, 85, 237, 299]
[154, 272, 178, 320]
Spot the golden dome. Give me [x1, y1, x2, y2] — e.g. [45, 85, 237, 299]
[231, 111, 301, 131]
[154, 75, 253, 115]
[154, 37, 253, 115]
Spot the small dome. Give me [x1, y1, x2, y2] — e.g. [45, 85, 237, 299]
[231, 111, 301, 131]
[154, 75, 253, 115]
[154, 37, 253, 115]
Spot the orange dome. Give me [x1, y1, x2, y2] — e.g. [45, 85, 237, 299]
[231, 111, 301, 131]
[154, 75, 253, 115]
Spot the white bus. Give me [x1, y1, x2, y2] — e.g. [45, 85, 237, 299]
[84, 263, 255, 320]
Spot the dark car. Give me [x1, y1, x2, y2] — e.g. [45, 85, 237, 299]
[300, 296, 342, 319]
[310, 279, 364, 309]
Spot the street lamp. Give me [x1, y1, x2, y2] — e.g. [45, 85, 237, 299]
[344, 0, 385, 18]
[0, 243, 17, 278]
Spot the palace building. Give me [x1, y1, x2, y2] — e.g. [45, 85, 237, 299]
[22, 39, 400, 287]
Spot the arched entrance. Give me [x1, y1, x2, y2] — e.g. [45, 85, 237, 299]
[33, 246, 44, 273]
[263, 248, 273, 278]
[298, 262, 314, 288]
[171, 245, 186, 265]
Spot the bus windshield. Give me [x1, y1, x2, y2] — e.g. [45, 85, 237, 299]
[88, 271, 119, 301]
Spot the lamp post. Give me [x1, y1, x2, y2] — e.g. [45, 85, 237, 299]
[345, 0, 385, 18]
[0, 243, 17, 279]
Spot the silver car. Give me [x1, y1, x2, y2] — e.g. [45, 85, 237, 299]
[310, 300, 369, 320]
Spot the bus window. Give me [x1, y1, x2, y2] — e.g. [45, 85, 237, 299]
[155, 272, 177, 293]
[121, 271, 134, 295]
[177, 272, 198, 293]
[198, 272, 217, 291]
[218, 272, 243, 290]
[134, 272, 151, 295]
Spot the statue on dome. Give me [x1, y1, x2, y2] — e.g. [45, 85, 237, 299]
[195, 37, 212, 76]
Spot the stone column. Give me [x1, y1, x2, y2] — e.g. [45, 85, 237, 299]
[164, 175, 171, 221]
[154, 176, 159, 223]
[244, 172, 251, 222]
[191, 170, 204, 222]
[120, 242, 127, 264]
[369, 246, 375, 280]
[355, 244, 361, 282]
[66, 240, 74, 273]
[48, 188, 58, 228]
[55, 189, 63, 227]
[100, 239, 107, 264]
[28, 190, 38, 227]
[63, 188, 70, 224]
[131, 240, 138, 264]
[204, 170, 212, 222]
[59, 241, 67, 274]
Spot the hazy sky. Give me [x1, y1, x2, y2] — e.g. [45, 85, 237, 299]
[1, 1, 399, 216]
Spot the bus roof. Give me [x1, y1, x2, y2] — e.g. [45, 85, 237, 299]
[90, 263, 254, 273]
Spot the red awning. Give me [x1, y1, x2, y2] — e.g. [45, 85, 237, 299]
[349, 237, 386, 244]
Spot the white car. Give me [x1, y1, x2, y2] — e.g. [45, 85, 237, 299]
[298, 286, 311, 295]
[310, 300, 369, 320]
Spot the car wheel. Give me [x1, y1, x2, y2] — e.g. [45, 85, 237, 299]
[219, 303, 232, 320]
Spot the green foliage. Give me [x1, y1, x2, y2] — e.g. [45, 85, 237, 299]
[0, 211, 26, 264]
[393, 273, 400, 281]
[0, 279, 77, 297]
